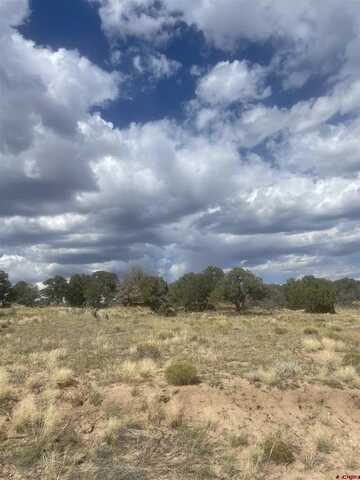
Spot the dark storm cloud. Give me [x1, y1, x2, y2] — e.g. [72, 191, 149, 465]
[0, 176, 88, 217]
[194, 202, 360, 236]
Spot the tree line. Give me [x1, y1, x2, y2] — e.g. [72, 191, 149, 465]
[1, 266, 360, 314]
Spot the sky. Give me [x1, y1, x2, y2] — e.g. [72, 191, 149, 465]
[1, 0, 360, 284]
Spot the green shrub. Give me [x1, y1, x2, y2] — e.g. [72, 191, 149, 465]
[83, 271, 118, 308]
[169, 273, 211, 312]
[139, 276, 168, 312]
[261, 435, 295, 465]
[333, 277, 360, 305]
[157, 303, 177, 317]
[66, 274, 88, 307]
[10, 281, 39, 306]
[261, 284, 287, 308]
[165, 361, 199, 386]
[168, 266, 224, 312]
[117, 267, 145, 306]
[284, 276, 336, 313]
[0, 270, 11, 307]
[221, 268, 266, 312]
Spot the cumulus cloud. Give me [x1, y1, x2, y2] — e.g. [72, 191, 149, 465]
[0, 33, 119, 154]
[91, 0, 360, 86]
[196, 60, 271, 106]
[272, 119, 360, 177]
[0, 1, 121, 219]
[0, 0, 29, 32]
[0, 254, 56, 284]
[2, 0, 360, 284]
[91, 0, 175, 41]
[191, 75, 360, 151]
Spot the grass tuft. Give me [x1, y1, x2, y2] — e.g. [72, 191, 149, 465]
[343, 352, 360, 372]
[0, 367, 13, 401]
[230, 431, 249, 448]
[103, 417, 123, 444]
[302, 337, 322, 352]
[261, 434, 295, 465]
[303, 327, 319, 335]
[42, 403, 67, 439]
[51, 368, 75, 388]
[132, 342, 161, 360]
[321, 337, 345, 352]
[316, 436, 333, 454]
[247, 367, 278, 386]
[335, 365, 357, 383]
[274, 327, 288, 335]
[121, 358, 157, 382]
[12, 395, 40, 432]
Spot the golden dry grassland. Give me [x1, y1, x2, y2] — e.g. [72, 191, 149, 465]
[0, 305, 359, 479]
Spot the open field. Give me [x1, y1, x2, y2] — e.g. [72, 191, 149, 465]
[0, 306, 360, 479]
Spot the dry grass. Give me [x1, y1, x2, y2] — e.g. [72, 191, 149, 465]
[42, 403, 67, 438]
[40, 451, 67, 480]
[260, 434, 295, 465]
[47, 348, 68, 368]
[344, 442, 360, 469]
[0, 367, 13, 400]
[335, 365, 358, 383]
[26, 372, 48, 392]
[247, 367, 279, 385]
[316, 349, 342, 368]
[316, 434, 334, 454]
[247, 360, 301, 386]
[321, 337, 345, 352]
[51, 368, 75, 388]
[12, 395, 40, 432]
[303, 443, 319, 470]
[302, 337, 323, 352]
[120, 358, 157, 382]
[103, 416, 123, 444]
[41, 388, 61, 404]
[0, 305, 359, 480]
[165, 402, 184, 428]
[274, 360, 302, 379]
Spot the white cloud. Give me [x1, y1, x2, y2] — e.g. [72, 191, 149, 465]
[92, 0, 360, 86]
[3, 0, 360, 284]
[0, 31, 120, 154]
[170, 0, 359, 77]
[0, 2, 121, 217]
[0, 0, 29, 33]
[76, 115, 241, 219]
[191, 75, 360, 154]
[190, 65, 203, 77]
[133, 53, 181, 79]
[272, 119, 360, 177]
[0, 254, 58, 284]
[92, 0, 174, 41]
[196, 60, 271, 106]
